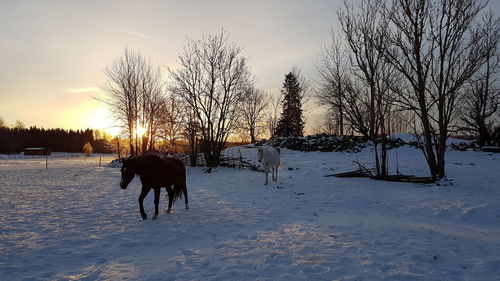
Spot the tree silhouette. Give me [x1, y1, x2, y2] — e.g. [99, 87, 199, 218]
[275, 72, 305, 137]
[169, 31, 252, 166]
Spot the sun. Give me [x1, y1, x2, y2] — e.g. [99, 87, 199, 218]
[136, 124, 147, 136]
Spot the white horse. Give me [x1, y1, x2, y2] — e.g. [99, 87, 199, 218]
[257, 146, 282, 185]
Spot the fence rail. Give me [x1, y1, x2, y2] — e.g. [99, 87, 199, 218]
[175, 150, 260, 171]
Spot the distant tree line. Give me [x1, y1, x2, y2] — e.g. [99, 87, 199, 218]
[0, 125, 112, 154]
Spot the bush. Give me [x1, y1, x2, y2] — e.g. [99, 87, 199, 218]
[83, 142, 93, 156]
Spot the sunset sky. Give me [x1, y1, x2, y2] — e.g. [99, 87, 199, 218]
[1, 0, 499, 135]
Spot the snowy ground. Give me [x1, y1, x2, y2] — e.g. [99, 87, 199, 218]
[1, 146, 499, 280]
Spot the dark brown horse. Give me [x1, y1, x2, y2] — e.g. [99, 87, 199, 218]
[120, 154, 189, 220]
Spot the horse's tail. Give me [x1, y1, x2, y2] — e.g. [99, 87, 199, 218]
[172, 182, 185, 204]
[171, 158, 186, 204]
[276, 148, 282, 169]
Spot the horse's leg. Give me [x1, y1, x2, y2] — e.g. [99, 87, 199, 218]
[272, 166, 276, 182]
[275, 165, 278, 182]
[166, 186, 174, 214]
[152, 187, 160, 220]
[182, 183, 189, 209]
[138, 186, 150, 220]
[264, 167, 269, 185]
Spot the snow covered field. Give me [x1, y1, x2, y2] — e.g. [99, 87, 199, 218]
[1, 146, 499, 280]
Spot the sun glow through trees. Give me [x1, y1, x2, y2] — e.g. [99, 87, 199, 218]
[135, 124, 147, 137]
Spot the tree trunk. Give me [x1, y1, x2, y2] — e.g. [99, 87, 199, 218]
[479, 125, 490, 146]
[128, 134, 135, 156]
[373, 141, 381, 176]
[436, 131, 448, 179]
[380, 134, 388, 176]
[250, 127, 256, 143]
[142, 135, 148, 154]
[421, 115, 439, 180]
[189, 135, 197, 167]
[339, 100, 344, 135]
[202, 140, 219, 167]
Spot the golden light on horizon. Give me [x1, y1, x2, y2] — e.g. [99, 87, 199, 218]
[105, 126, 122, 137]
[83, 103, 120, 137]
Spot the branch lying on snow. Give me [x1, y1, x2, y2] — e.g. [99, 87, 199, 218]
[325, 169, 435, 184]
[325, 161, 374, 178]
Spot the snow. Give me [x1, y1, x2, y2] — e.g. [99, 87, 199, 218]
[1, 146, 499, 280]
[390, 133, 474, 147]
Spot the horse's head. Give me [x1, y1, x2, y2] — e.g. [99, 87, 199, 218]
[257, 147, 263, 163]
[120, 159, 136, 189]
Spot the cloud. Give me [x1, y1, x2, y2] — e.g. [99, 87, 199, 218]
[89, 21, 158, 41]
[62, 87, 100, 94]
[0, 36, 28, 50]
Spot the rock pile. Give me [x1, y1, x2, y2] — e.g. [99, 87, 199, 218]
[257, 134, 407, 153]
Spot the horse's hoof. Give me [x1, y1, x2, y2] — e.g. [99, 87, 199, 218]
[152, 214, 158, 220]
[141, 214, 147, 220]
[185, 204, 189, 210]
[166, 209, 171, 214]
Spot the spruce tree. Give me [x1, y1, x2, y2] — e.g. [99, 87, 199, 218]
[274, 72, 305, 137]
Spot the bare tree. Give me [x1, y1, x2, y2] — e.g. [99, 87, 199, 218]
[459, 10, 500, 146]
[240, 87, 268, 143]
[138, 58, 166, 153]
[389, 110, 416, 135]
[338, 0, 396, 176]
[101, 48, 165, 156]
[265, 93, 281, 139]
[340, 82, 370, 136]
[381, 0, 492, 180]
[101, 49, 140, 155]
[182, 105, 201, 166]
[429, 0, 491, 177]
[158, 93, 185, 153]
[169, 31, 252, 166]
[312, 110, 339, 135]
[315, 30, 349, 135]
[14, 120, 25, 130]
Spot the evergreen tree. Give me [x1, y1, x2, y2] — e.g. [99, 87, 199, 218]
[274, 72, 305, 137]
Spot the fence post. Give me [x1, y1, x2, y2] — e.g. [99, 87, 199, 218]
[45, 155, 48, 170]
[239, 149, 243, 169]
